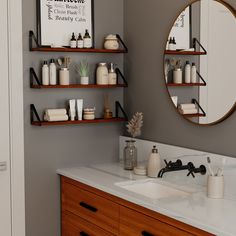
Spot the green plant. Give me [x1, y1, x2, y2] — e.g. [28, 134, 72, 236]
[74, 60, 89, 77]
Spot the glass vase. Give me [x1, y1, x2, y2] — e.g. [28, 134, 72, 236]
[124, 140, 137, 170]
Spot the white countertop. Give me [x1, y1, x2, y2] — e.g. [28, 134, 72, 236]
[57, 162, 236, 236]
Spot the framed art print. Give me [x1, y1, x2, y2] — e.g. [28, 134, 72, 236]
[168, 6, 191, 50]
[37, 0, 94, 47]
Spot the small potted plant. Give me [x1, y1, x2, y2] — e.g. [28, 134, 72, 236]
[124, 112, 144, 170]
[74, 59, 90, 85]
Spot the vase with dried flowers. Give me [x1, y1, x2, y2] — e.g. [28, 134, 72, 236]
[124, 112, 143, 170]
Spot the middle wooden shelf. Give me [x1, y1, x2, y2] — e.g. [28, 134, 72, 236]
[30, 67, 128, 89]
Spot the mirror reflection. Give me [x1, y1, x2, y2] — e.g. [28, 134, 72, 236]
[164, 0, 236, 125]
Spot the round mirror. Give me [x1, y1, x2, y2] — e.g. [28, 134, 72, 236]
[164, 0, 236, 125]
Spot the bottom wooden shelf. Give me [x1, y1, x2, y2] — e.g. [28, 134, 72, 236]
[184, 113, 206, 118]
[32, 118, 127, 126]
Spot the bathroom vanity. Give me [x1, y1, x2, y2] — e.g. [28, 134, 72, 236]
[58, 160, 236, 236]
[60, 175, 212, 236]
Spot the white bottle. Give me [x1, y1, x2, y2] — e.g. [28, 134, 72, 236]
[42, 61, 49, 85]
[191, 63, 197, 83]
[185, 61, 191, 83]
[147, 146, 161, 178]
[108, 63, 117, 85]
[49, 59, 57, 85]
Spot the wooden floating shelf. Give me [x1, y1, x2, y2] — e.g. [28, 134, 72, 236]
[30, 47, 127, 54]
[165, 50, 207, 55]
[184, 113, 206, 118]
[31, 118, 127, 126]
[31, 84, 128, 89]
[167, 83, 206, 87]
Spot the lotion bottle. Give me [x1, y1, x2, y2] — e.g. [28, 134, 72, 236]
[49, 59, 57, 85]
[147, 146, 161, 178]
[191, 63, 197, 83]
[42, 61, 49, 85]
[108, 63, 117, 85]
[185, 61, 191, 83]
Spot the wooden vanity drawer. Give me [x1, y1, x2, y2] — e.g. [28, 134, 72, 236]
[62, 181, 119, 235]
[62, 211, 114, 236]
[119, 206, 193, 236]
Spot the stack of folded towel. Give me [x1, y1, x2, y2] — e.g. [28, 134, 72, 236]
[44, 109, 69, 122]
[178, 104, 198, 115]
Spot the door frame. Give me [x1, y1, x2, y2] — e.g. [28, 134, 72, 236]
[7, 0, 25, 235]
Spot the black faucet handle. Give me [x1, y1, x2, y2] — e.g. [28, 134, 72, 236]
[164, 159, 182, 168]
[187, 163, 206, 178]
[187, 162, 195, 178]
[187, 170, 195, 178]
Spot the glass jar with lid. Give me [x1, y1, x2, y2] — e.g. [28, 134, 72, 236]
[96, 63, 109, 85]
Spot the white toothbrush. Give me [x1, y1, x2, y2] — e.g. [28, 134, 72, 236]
[207, 157, 214, 176]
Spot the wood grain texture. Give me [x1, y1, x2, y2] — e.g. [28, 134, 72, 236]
[167, 83, 206, 87]
[31, 84, 128, 89]
[31, 118, 126, 126]
[165, 50, 207, 55]
[120, 206, 193, 236]
[61, 179, 119, 235]
[31, 47, 127, 54]
[61, 176, 215, 236]
[62, 211, 114, 236]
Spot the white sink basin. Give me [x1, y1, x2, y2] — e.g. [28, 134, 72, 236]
[115, 179, 191, 200]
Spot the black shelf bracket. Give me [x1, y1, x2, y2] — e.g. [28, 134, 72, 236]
[115, 68, 128, 86]
[30, 104, 42, 124]
[115, 101, 128, 120]
[116, 34, 128, 53]
[29, 30, 40, 51]
[197, 71, 207, 85]
[193, 38, 207, 54]
[30, 67, 42, 87]
[192, 99, 206, 116]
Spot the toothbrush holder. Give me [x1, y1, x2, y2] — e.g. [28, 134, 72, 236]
[207, 175, 224, 199]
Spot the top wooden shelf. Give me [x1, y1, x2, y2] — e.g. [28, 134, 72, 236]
[29, 30, 128, 54]
[165, 50, 207, 55]
[30, 47, 127, 54]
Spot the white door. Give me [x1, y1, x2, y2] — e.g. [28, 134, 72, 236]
[0, 0, 12, 235]
[200, 0, 236, 123]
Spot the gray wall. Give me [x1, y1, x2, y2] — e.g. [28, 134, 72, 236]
[124, 0, 236, 157]
[22, 0, 124, 235]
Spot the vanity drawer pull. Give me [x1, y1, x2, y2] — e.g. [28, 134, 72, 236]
[142, 231, 154, 236]
[80, 232, 89, 236]
[79, 201, 98, 212]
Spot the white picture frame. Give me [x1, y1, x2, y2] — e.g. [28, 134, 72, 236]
[169, 6, 191, 50]
[37, 0, 94, 47]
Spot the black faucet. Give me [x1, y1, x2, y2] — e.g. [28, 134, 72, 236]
[158, 159, 206, 178]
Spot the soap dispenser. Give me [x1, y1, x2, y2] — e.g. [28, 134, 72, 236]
[147, 146, 161, 178]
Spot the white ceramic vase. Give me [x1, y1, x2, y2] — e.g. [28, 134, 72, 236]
[80, 76, 89, 85]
